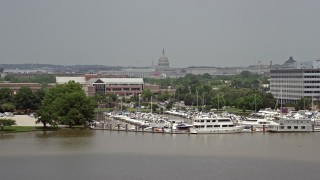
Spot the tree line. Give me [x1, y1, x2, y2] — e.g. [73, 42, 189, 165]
[1, 74, 56, 87]
[145, 71, 276, 111]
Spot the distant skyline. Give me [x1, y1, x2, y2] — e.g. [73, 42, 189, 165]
[1, 0, 320, 67]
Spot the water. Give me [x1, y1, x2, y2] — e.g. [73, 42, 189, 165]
[1, 129, 320, 180]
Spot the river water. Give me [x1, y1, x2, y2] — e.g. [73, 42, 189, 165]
[1, 129, 320, 180]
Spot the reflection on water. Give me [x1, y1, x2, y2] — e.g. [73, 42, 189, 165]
[0, 133, 16, 140]
[0, 129, 95, 155]
[1, 129, 320, 180]
[35, 128, 95, 138]
[34, 128, 96, 152]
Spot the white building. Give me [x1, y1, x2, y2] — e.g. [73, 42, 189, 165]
[185, 66, 217, 75]
[270, 68, 320, 104]
[99, 68, 159, 78]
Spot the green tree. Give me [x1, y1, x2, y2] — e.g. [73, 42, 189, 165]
[14, 87, 37, 112]
[107, 94, 118, 102]
[3, 74, 55, 86]
[248, 94, 263, 112]
[141, 89, 153, 101]
[165, 100, 174, 110]
[1, 103, 15, 112]
[212, 95, 226, 111]
[149, 103, 159, 112]
[184, 94, 195, 106]
[295, 97, 312, 110]
[260, 93, 276, 109]
[34, 89, 46, 110]
[236, 97, 246, 111]
[156, 91, 170, 102]
[0, 118, 16, 130]
[36, 81, 96, 128]
[94, 93, 113, 104]
[0, 88, 13, 105]
[239, 70, 251, 78]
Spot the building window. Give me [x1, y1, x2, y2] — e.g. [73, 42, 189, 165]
[206, 120, 211, 122]
[218, 119, 230, 122]
[287, 126, 291, 129]
[294, 126, 298, 129]
[94, 84, 106, 94]
[301, 126, 306, 129]
[214, 125, 220, 127]
[207, 125, 213, 128]
[280, 126, 284, 129]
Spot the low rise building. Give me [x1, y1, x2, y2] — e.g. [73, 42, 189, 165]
[55, 75, 167, 97]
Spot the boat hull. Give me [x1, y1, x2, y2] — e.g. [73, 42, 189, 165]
[268, 130, 312, 133]
[190, 126, 244, 134]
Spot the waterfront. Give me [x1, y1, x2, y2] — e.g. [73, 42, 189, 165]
[1, 129, 320, 180]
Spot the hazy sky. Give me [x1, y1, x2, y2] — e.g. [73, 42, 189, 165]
[1, 0, 320, 67]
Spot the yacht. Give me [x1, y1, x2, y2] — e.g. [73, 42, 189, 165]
[240, 117, 278, 131]
[189, 114, 244, 134]
[268, 118, 313, 132]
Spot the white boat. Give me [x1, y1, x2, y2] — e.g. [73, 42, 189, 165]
[240, 117, 278, 131]
[268, 118, 313, 132]
[189, 114, 244, 134]
[163, 120, 193, 132]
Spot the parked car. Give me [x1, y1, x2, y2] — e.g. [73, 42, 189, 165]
[4, 112, 14, 117]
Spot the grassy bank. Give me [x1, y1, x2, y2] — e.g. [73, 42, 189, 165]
[0, 126, 59, 133]
[222, 107, 252, 116]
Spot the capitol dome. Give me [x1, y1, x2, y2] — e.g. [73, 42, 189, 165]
[284, 56, 296, 65]
[157, 49, 170, 69]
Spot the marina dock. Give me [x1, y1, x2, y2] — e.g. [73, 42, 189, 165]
[91, 111, 320, 134]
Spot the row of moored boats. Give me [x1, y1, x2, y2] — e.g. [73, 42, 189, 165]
[102, 109, 320, 134]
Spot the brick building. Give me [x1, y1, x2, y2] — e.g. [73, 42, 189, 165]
[0, 83, 41, 94]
